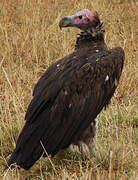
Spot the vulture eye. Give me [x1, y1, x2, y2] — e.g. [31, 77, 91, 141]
[78, 16, 82, 19]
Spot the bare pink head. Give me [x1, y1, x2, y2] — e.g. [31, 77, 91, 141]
[59, 9, 100, 30]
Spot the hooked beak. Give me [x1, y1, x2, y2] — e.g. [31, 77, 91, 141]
[59, 16, 73, 29]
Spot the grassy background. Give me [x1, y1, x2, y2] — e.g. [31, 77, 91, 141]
[0, 0, 137, 179]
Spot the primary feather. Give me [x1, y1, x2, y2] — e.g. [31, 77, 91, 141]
[7, 9, 125, 170]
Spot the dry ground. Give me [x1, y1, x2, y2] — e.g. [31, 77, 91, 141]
[0, 0, 137, 179]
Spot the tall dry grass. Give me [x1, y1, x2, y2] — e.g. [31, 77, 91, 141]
[0, 0, 137, 179]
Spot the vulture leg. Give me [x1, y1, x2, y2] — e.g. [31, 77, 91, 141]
[87, 117, 98, 156]
[86, 136, 97, 157]
[78, 117, 98, 157]
[78, 142, 85, 154]
[77, 141, 87, 160]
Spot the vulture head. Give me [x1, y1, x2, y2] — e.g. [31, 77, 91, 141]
[59, 9, 101, 31]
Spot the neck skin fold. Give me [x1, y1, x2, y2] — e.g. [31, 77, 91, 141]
[75, 23, 105, 50]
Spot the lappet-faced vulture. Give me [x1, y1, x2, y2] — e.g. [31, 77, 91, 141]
[7, 9, 125, 170]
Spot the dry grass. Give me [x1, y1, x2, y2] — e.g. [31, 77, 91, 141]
[0, 0, 137, 179]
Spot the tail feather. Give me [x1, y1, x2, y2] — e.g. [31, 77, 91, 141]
[7, 142, 43, 170]
[7, 115, 64, 170]
[7, 150, 21, 169]
[7, 118, 46, 170]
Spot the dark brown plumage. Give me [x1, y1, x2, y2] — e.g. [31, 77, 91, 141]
[7, 9, 125, 170]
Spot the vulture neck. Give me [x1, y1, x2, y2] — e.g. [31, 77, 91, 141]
[75, 23, 106, 51]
